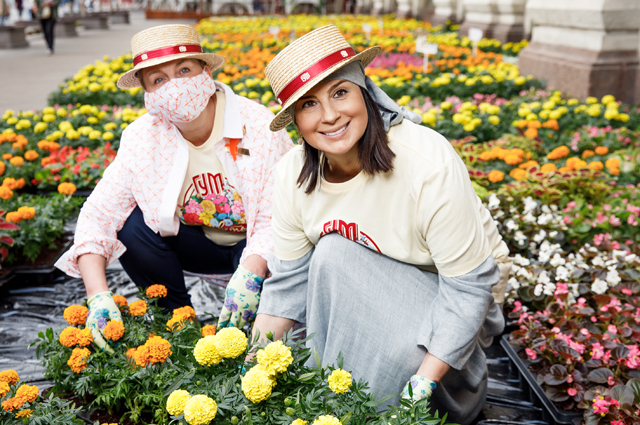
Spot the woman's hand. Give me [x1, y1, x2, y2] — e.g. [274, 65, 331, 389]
[86, 291, 123, 354]
[217, 263, 264, 329]
[401, 375, 437, 401]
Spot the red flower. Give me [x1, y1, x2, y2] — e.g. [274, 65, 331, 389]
[183, 213, 202, 224]
[72, 164, 81, 174]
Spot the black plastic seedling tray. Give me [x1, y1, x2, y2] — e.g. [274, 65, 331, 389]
[500, 335, 583, 425]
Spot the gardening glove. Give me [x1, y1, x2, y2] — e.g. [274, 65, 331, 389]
[217, 264, 263, 329]
[87, 291, 123, 354]
[401, 375, 437, 402]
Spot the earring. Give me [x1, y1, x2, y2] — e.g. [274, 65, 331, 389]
[297, 137, 304, 145]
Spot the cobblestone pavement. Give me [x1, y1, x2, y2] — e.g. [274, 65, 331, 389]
[0, 10, 195, 113]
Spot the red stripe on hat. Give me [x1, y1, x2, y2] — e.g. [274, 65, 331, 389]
[276, 47, 356, 106]
[133, 44, 203, 66]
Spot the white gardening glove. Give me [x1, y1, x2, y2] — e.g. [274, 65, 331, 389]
[217, 265, 263, 329]
[86, 291, 123, 354]
[401, 375, 437, 401]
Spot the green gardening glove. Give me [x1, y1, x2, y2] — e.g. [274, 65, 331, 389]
[401, 375, 437, 402]
[217, 265, 263, 329]
[87, 291, 123, 354]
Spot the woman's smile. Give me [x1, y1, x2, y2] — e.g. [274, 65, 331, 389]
[320, 122, 350, 138]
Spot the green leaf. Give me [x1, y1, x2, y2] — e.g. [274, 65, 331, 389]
[314, 347, 321, 369]
[340, 412, 353, 425]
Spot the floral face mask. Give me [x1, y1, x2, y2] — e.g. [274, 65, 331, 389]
[144, 70, 217, 123]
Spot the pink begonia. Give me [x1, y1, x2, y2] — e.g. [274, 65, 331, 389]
[525, 348, 537, 360]
[567, 388, 577, 396]
[622, 288, 633, 295]
[566, 376, 573, 383]
[604, 204, 612, 211]
[629, 214, 638, 226]
[608, 325, 618, 334]
[551, 327, 561, 333]
[591, 316, 598, 323]
[603, 351, 611, 363]
[555, 333, 586, 354]
[577, 298, 587, 307]
[554, 283, 569, 297]
[596, 212, 608, 224]
[627, 345, 640, 369]
[610, 215, 622, 226]
[563, 216, 571, 224]
[612, 241, 621, 249]
[612, 421, 625, 425]
[590, 342, 605, 360]
[627, 205, 640, 215]
[592, 397, 610, 415]
[580, 328, 590, 336]
[567, 201, 576, 209]
[608, 376, 615, 386]
[513, 301, 523, 312]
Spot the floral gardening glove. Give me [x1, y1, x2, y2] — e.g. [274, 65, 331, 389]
[87, 291, 123, 354]
[401, 375, 437, 401]
[217, 264, 263, 329]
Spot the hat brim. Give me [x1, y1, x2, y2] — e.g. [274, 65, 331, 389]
[116, 52, 225, 89]
[269, 46, 382, 132]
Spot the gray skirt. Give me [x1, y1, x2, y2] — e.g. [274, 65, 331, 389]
[258, 233, 504, 425]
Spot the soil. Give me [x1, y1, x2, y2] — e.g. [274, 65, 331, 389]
[5, 233, 72, 268]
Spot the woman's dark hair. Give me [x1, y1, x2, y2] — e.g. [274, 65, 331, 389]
[297, 86, 395, 194]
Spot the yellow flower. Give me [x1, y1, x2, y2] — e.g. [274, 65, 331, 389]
[312, 415, 341, 425]
[63, 304, 88, 325]
[291, 420, 308, 425]
[327, 368, 352, 394]
[0, 370, 19, 385]
[42, 113, 56, 123]
[34, 122, 47, 133]
[167, 389, 191, 416]
[194, 335, 222, 366]
[57, 108, 67, 117]
[488, 115, 500, 125]
[256, 340, 293, 374]
[586, 96, 598, 104]
[103, 131, 114, 140]
[242, 366, 273, 403]
[15, 408, 32, 418]
[103, 320, 125, 341]
[214, 327, 248, 359]
[88, 130, 102, 140]
[514, 76, 526, 85]
[183, 394, 217, 425]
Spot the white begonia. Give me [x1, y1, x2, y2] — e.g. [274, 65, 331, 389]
[523, 196, 537, 214]
[533, 230, 547, 243]
[508, 277, 520, 290]
[550, 253, 566, 267]
[517, 267, 533, 280]
[505, 219, 519, 232]
[591, 278, 608, 295]
[537, 213, 553, 225]
[487, 193, 500, 209]
[541, 205, 551, 214]
[606, 269, 621, 287]
[538, 270, 551, 285]
[550, 204, 558, 212]
[613, 249, 627, 259]
[534, 283, 544, 296]
[513, 254, 530, 266]
[493, 210, 505, 220]
[543, 282, 556, 296]
[522, 212, 536, 223]
[538, 251, 551, 263]
[555, 265, 569, 281]
[514, 231, 527, 245]
[592, 256, 605, 267]
[626, 253, 638, 263]
[549, 231, 558, 239]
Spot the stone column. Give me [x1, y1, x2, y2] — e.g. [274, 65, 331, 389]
[395, 0, 410, 17]
[354, 0, 372, 13]
[431, 0, 458, 26]
[458, 0, 527, 43]
[520, 0, 640, 105]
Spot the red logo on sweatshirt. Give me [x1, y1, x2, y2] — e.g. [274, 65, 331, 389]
[320, 219, 381, 253]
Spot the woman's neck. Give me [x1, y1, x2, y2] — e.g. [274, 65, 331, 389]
[323, 149, 361, 183]
[174, 94, 217, 146]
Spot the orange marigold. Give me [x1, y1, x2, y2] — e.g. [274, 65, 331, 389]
[5, 212, 21, 224]
[15, 408, 32, 418]
[595, 146, 609, 155]
[129, 300, 148, 316]
[76, 328, 93, 347]
[1, 397, 24, 412]
[605, 158, 621, 169]
[542, 119, 559, 130]
[518, 160, 538, 170]
[59, 327, 79, 347]
[103, 321, 125, 341]
[509, 168, 527, 181]
[0, 382, 9, 397]
[0, 186, 12, 200]
[125, 347, 137, 362]
[173, 306, 196, 321]
[14, 384, 38, 403]
[9, 157, 24, 167]
[527, 120, 542, 129]
[0, 162, 5, 176]
[558, 166, 572, 173]
[202, 324, 216, 337]
[14, 178, 25, 189]
[610, 167, 620, 176]
[24, 150, 39, 161]
[67, 347, 91, 373]
[145, 336, 172, 365]
[492, 147, 509, 160]
[488, 170, 504, 183]
[57, 182, 77, 195]
[566, 157, 587, 171]
[582, 150, 595, 159]
[146, 284, 168, 298]
[17, 206, 35, 220]
[547, 146, 570, 160]
[2, 177, 17, 189]
[0, 370, 18, 385]
[2, 153, 12, 160]
[113, 294, 128, 307]
[166, 316, 187, 332]
[133, 345, 149, 368]
[478, 151, 494, 161]
[540, 163, 557, 173]
[524, 127, 538, 139]
[41, 157, 51, 167]
[588, 161, 604, 171]
[63, 304, 88, 325]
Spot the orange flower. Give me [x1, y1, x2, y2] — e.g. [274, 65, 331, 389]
[582, 150, 595, 159]
[166, 316, 187, 332]
[201, 324, 217, 337]
[515, 120, 528, 128]
[478, 151, 494, 161]
[17, 206, 35, 220]
[492, 147, 509, 160]
[15, 408, 32, 418]
[41, 157, 51, 167]
[76, 328, 93, 347]
[504, 153, 523, 166]
[145, 284, 168, 298]
[144, 336, 172, 365]
[67, 347, 91, 373]
[558, 166, 572, 173]
[610, 167, 620, 175]
[14, 178, 25, 189]
[547, 146, 570, 160]
[540, 163, 557, 173]
[2, 153, 12, 160]
[0, 162, 5, 176]
[2, 177, 17, 189]
[0, 186, 12, 200]
[129, 300, 148, 316]
[57, 182, 77, 195]
[527, 120, 542, 129]
[9, 157, 23, 167]
[0, 382, 9, 397]
[509, 168, 527, 181]
[524, 127, 538, 139]
[132, 345, 149, 368]
[24, 150, 39, 161]
[14, 384, 38, 403]
[595, 146, 609, 155]
[518, 160, 538, 170]
[103, 321, 125, 341]
[605, 158, 620, 169]
[0, 370, 19, 385]
[5, 212, 21, 224]
[63, 305, 88, 325]
[59, 327, 80, 347]
[113, 294, 128, 307]
[488, 170, 504, 183]
[125, 347, 136, 362]
[588, 161, 604, 171]
[1, 397, 24, 412]
[173, 306, 196, 321]
[542, 119, 559, 130]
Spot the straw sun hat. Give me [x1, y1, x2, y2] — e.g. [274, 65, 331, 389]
[265, 25, 381, 132]
[117, 24, 225, 90]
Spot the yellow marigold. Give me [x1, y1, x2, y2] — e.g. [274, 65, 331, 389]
[214, 327, 248, 359]
[146, 284, 168, 298]
[540, 163, 557, 173]
[17, 206, 35, 220]
[488, 170, 504, 183]
[327, 368, 352, 394]
[194, 335, 222, 366]
[518, 160, 538, 170]
[15, 408, 32, 418]
[57, 182, 77, 195]
[173, 306, 196, 321]
[24, 150, 38, 161]
[291, 420, 308, 425]
[0, 382, 9, 397]
[129, 300, 148, 316]
[201, 324, 216, 337]
[103, 321, 125, 341]
[582, 150, 595, 159]
[547, 146, 570, 160]
[242, 366, 273, 403]
[14, 384, 38, 403]
[257, 340, 293, 375]
[68, 347, 90, 373]
[183, 394, 217, 425]
[0, 370, 19, 385]
[312, 415, 341, 425]
[509, 168, 527, 181]
[0, 186, 12, 200]
[606, 158, 621, 169]
[63, 304, 88, 325]
[145, 336, 172, 364]
[59, 327, 80, 347]
[588, 161, 604, 171]
[167, 389, 191, 416]
[9, 157, 23, 167]
[524, 127, 538, 139]
[595, 146, 609, 155]
[113, 294, 128, 307]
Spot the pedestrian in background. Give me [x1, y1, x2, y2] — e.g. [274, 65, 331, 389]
[0, 0, 9, 25]
[16, 0, 24, 19]
[31, 0, 59, 54]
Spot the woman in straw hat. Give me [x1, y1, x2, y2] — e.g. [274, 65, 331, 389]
[252, 25, 511, 423]
[56, 24, 293, 352]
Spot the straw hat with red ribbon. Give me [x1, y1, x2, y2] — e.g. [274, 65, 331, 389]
[117, 24, 225, 90]
[265, 25, 381, 132]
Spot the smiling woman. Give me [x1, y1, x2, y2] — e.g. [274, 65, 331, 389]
[253, 25, 513, 425]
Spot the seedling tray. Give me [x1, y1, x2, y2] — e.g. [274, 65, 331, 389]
[500, 335, 583, 425]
